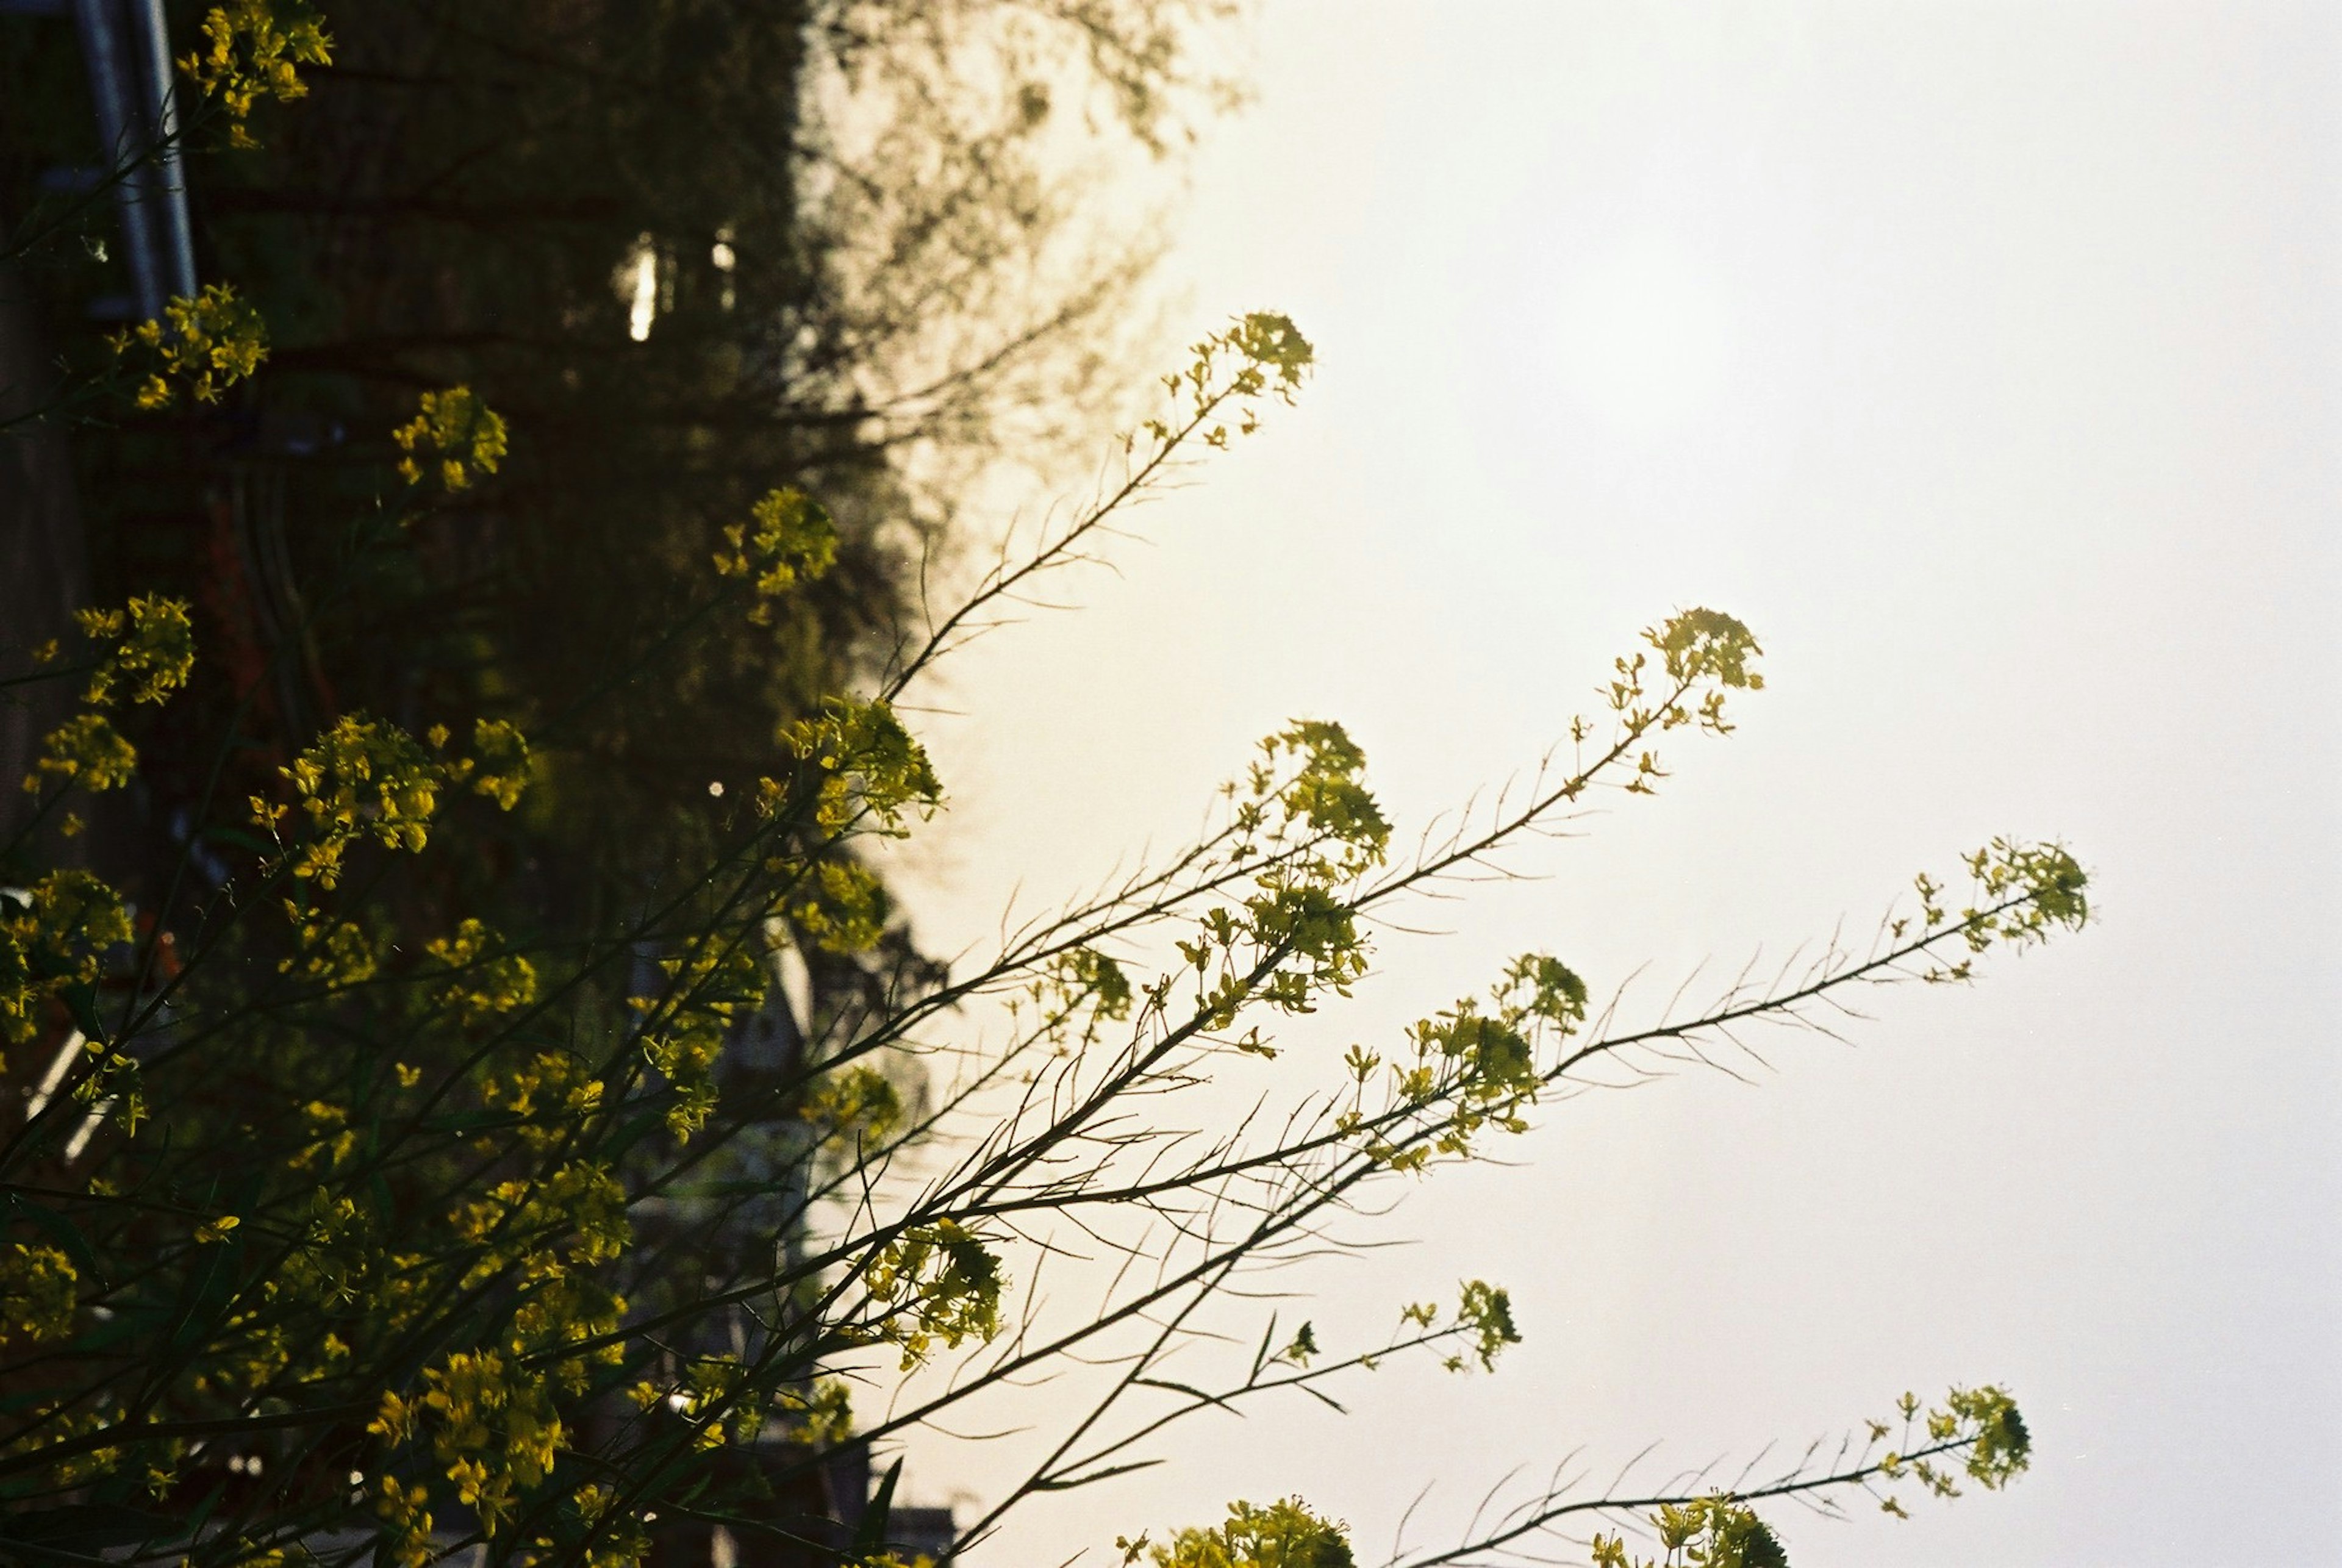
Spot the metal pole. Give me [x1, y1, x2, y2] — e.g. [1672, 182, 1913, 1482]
[132, 0, 196, 301]
[70, 0, 163, 321]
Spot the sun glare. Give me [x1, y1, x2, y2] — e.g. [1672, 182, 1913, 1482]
[623, 234, 659, 342]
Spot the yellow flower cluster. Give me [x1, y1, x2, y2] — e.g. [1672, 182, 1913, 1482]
[392, 385, 509, 492]
[800, 1063, 903, 1149]
[276, 1190, 375, 1308]
[25, 713, 136, 795]
[362, 1145, 633, 1544]
[1590, 609, 1768, 796]
[252, 715, 529, 887]
[636, 939, 767, 1139]
[478, 1048, 603, 1155]
[714, 487, 839, 623]
[262, 716, 444, 886]
[640, 1019, 725, 1140]
[1, 871, 131, 1050]
[793, 858, 887, 954]
[1590, 1497, 1783, 1568]
[1130, 312, 1316, 456]
[76, 596, 196, 706]
[780, 696, 943, 838]
[1137, 1498, 1354, 1568]
[69, 1025, 145, 1136]
[371, 1350, 562, 1535]
[178, 0, 333, 148]
[560, 1486, 651, 1568]
[285, 1098, 357, 1170]
[1153, 720, 1405, 1049]
[652, 1354, 765, 1451]
[0, 1242, 78, 1347]
[771, 1376, 856, 1450]
[1907, 839, 2091, 984]
[0, 1395, 124, 1491]
[22, 598, 195, 806]
[373, 1473, 435, 1568]
[427, 918, 540, 1028]
[457, 717, 532, 810]
[861, 1219, 1006, 1369]
[118, 284, 268, 409]
[504, 1265, 627, 1394]
[1875, 1384, 2033, 1500]
[1441, 1280, 1520, 1374]
[456, 1161, 629, 1274]
[277, 911, 379, 987]
[1345, 951, 1586, 1174]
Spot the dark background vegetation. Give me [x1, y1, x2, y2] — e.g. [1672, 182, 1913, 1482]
[1, 0, 1223, 931]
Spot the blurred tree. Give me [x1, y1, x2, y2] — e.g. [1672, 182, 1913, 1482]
[1, 0, 1237, 924]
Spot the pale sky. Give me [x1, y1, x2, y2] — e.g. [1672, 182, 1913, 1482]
[887, 5, 2341, 1565]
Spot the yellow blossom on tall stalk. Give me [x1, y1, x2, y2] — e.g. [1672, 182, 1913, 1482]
[393, 385, 510, 491]
[0, 1244, 78, 1347]
[793, 857, 888, 953]
[714, 486, 839, 622]
[456, 717, 532, 809]
[1, 871, 132, 1050]
[74, 596, 195, 706]
[115, 284, 268, 409]
[782, 696, 943, 837]
[371, 1350, 564, 1535]
[862, 1219, 1007, 1369]
[634, 937, 767, 1139]
[263, 716, 445, 887]
[24, 713, 137, 795]
[251, 714, 530, 886]
[178, 0, 333, 148]
[1137, 1499, 1355, 1568]
[426, 918, 539, 1028]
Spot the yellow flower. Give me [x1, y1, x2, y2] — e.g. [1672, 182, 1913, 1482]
[714, 487, 838, 622]
[77, 596, 195, 706]
[178, 0, 332, 148]
[265, 715, 446, 887]
[392, 387, 509, 492]
[114, 286, 268, 408]
[0, 1242, 78, 1345]
[25, 713, 137, 795]
[425, 920, 538, 1027]
[1, 870, 132, 1045]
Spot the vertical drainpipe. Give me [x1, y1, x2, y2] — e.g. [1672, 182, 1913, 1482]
[133, 0, 196, 301]
[70, 0, 163, 322]
[70, 0, 197, 321]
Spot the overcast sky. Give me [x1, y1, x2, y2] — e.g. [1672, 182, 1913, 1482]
[888, 5, 2341, 1565]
